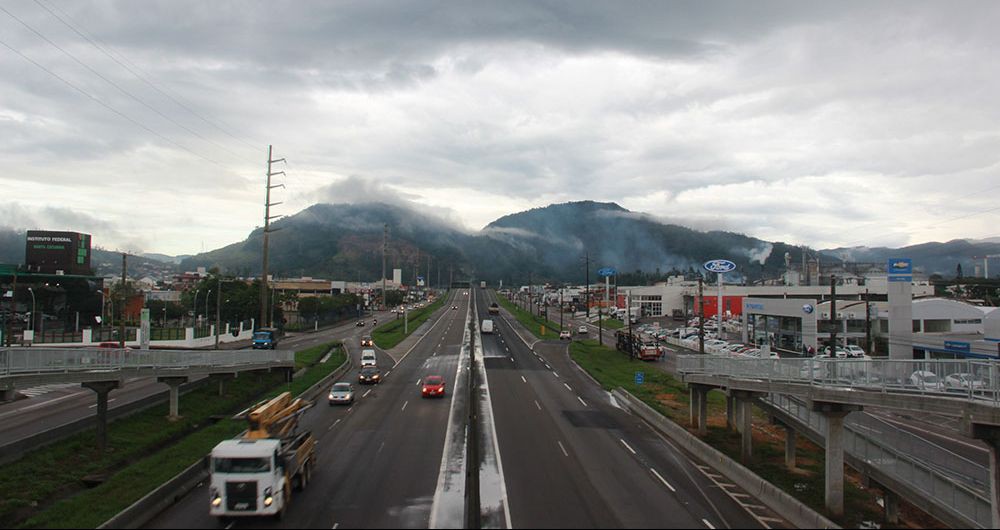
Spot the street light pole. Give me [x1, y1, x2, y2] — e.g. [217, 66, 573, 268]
[214, 278, 222, 350]
[27, 287, 36, 331]
[205, 290, 211, 329]
[192, 289, 200, 327]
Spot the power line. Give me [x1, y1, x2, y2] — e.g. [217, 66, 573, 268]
[0, 3, 249, 164]
[32, 0, 264, 153]
[0, 34, 226, 167]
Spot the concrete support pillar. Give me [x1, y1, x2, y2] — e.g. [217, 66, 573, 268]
[970, 424, 1000, 528]
[82, 380, 122, 454]
[210, 373, 235, 397]
[731, 391, 756, 463]
[812, 401, 862, 518]
[884, 490, 900, 525]
[785, 425, 797, 470]
[2, 388, 16, 402]
[688, 384, 710, 435]
[157, 376, 189, 421]
[726, 394, 736, 431]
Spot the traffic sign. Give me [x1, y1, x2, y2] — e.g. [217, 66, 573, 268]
[598, 267, 617, 277]
[635, 371, 645, 385]
[703, 259, 737, 274]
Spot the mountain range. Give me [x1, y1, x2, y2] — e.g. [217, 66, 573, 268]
[1, 201, 996, 282]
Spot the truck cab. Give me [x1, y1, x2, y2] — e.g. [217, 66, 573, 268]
[210, 439, 289, 518]
[252, 328, 279, 350]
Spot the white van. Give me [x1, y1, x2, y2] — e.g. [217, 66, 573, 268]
[482, 319, 494, 334]
[361, 349, 377, 367]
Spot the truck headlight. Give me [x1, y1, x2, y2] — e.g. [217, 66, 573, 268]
[211, 489, 222, 507]
[263, 487, 273, 507]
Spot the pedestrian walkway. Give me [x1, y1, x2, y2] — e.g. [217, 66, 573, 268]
[17, 383, 77, 399]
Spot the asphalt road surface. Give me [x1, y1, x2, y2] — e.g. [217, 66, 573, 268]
[476, 289, 780, 529]
[0, 310, 391, 454]
[145, 290, 470, 529]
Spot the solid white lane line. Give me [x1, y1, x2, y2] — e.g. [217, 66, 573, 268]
[88, 398, 117, 409]
[534, 400, 542, 411]
[385, 370, 392, 377]
[521, 376, 527, 383]
[702, 519, 715, 529]
[563, 383, 572, 391]
[332, 523, 339, 529]
[620, 438, 637, 455]
[577, 396, 587, 407]
[402, 401, 409, 412]
[363, 389, 372, 398]
[328, 419, 342, 431]
[557, 441, 569, 457]
[650, 468, 676, 492]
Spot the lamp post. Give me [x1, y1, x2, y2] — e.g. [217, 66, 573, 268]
[99, 290, 106, 329]
[205, 290, 212, 328]
[27, 287, 36, 331]
[192, 289, 200, 327]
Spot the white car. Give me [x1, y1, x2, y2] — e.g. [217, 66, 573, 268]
[559, 330, 572, 340]
[845, 345, 867, 357]
[361, 349, 377, 367]
[944, 373, 985, 391]
[577, 325, 589, 334]
[910, 370, 945, 391]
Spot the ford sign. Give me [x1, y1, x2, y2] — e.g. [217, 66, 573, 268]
[598, 267, 617, 277]
[802, 304, 815, 314]
[703, 259, 737, 274]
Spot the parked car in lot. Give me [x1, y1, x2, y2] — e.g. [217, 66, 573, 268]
[559, 330, 572, 340]
[910, 370, 945, 392]
[845, 345, 867, 357]
[328, 382, 355, 405]
[944, 373, 985, 392]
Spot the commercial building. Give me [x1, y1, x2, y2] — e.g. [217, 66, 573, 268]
[24, 230, 92, 276]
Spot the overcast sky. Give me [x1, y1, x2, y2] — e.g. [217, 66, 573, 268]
[1, 0, 998, 255]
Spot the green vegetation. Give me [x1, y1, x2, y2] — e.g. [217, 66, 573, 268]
[373, 296, 447, 350]
[495, 294, 563, 340]
[569, 339, 884, 528]
[600, 316, 624, 330]
[8, 342, 346, 529]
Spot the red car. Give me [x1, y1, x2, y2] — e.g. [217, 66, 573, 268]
[422, 376, 446, 398]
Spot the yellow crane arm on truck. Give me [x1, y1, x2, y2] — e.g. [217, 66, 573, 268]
[244, 391, 312, 440]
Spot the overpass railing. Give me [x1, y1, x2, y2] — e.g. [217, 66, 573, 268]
[678, 356, 1000, 404]
[0, 348, 294, 377]
[764, 393, 992, 527]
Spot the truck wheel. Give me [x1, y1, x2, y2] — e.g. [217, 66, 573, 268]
[216, 516, 231, 528]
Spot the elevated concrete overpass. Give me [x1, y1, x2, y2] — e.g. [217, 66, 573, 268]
[678, 355, 1000, 526]
[0, 348, 295, 452]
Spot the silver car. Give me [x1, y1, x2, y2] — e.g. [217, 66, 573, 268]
[328, 382, 355, 405]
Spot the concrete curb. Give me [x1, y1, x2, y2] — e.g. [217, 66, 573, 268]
[611, 388, 840, 530]
[0, 378, 209, 466]
[99, 347, 351, 529]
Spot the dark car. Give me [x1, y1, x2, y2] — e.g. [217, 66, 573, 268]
[355, 320, 365, 327]
[359, 366, 382, 385]
[360, 335, 374, 347]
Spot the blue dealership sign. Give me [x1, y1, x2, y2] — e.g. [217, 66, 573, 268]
[635, 371, 645, 385]
[598, 267, 617, 277]
[944, 341, 971, 353]
[887, 258, 913, 275]
[704, 259, 737, 274]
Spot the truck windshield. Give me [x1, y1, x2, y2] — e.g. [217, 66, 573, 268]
[253, 333, 271, 341]
[213, 457, 270, 473]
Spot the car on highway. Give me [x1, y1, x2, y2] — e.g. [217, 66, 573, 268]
[421, 375, 446, 398]
[328, 382, 355, 405]
[944, 373, 985, 392]
[360, 335, 374, 347]
[361, 349, 377, 367]
[559, 330, 572, 340]
[577, 325, 588, 335]
[355, 320, 365, 327]
[452, 305, 458, 310]
[359, 366, 382, 384]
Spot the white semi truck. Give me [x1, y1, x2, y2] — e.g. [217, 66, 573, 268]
[209, 392, 316, 521]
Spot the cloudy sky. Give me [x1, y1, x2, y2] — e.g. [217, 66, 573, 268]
[1, 0, 998, 255]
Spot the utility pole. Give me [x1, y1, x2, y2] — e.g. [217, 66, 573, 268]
[120, 253, 127, 349]
[864, 288, 872, 355]
[698, 276, 705, 354]
[5, 267, 17, 347]
[829, 275, 838, 353]
[559, 290, 564, 331]
[261, 145, 286, 329]
[382, 223, 388, 309]
[449, 264, 453, 289]
[426, 254, 431, 292]
[584, 251, 591, 318]
[215, 276, 222, 350]
[528, 271, 532, 316]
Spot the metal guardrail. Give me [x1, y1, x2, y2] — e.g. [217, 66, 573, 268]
[0, 348, 294, 377]
[765, 393, 992, 528]
[678, 356, 1000, 404]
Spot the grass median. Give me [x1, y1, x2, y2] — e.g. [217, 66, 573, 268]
[494, 294, 562, 340]
[373, 296, 447, 350]
[569, 339, 884, 528]
[9, 342, 346, 529]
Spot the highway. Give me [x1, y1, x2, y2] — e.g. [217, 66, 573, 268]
[145, 290, 470, 529]
[0, 310, 391, 456]
[476, 289, 784, 529]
